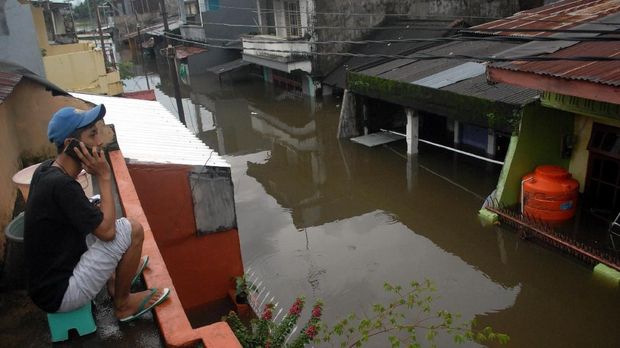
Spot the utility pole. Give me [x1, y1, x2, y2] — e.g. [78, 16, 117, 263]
[132, 4, 150, 90]
[256, 0, 263, 34]
[158, 0, 185, 125]
[92, 0, 109, 69]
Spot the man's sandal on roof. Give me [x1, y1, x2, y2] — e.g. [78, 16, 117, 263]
[131, 255, 149, 287]
[119, 287, 170, 323]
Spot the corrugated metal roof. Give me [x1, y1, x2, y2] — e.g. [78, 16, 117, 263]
[71, 93, 229, 167]
[490, 39, 620, 87]
[356, 40, 538, 106]
[442, 74, 540, 105]
[175, 46, 208, 60]
[411, 62, 486, 88]
[467, 0, 620, 37]
[206, 58, 250, 75]
[323, 19, 458, 88]
[145, 20, 182, 37]
[0, 71, 22, 104]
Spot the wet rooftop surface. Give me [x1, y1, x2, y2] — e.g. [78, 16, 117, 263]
[0, 286, 164, 348]
[1, 164, 165, 348]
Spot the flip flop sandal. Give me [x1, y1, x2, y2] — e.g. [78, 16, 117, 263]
[119, 287, 171, 323]
[131, 255, 149, 287]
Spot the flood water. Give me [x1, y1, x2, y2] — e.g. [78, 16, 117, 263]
[124, 63, 620, 347]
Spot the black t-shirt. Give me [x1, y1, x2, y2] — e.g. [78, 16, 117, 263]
[24, 159, 103, 312]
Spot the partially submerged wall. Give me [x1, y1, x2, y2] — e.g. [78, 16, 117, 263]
[495, 104, 574, 206]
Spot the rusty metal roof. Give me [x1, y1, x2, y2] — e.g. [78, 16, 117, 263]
[490, 40, 620, 87]
[175, 46, 208, 60]
[0, 71, 22, 104]
[467, 0, 620, 36]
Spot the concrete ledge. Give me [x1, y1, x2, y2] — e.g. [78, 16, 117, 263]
[593, 263, 620, 286]
[478, 208, 499, 226]
[109, 150, 241, 348]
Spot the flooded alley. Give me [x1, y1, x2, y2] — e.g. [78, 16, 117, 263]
[125, 66, 620, 347]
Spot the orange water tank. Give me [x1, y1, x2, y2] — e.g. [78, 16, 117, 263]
[522, 165, 579, 223]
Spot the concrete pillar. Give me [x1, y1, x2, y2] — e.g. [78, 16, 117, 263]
[487, 128, 496, 157]
[406, 108, 419, 155]
[453, 120, 460, 145]
[362, 100, 369, 135]
[322, 85, 333, 96]
[302, 74, 316, 98]
[337, 89, 359, 138]
[263, 67, 272, 83]
[406, 154, 419, 192]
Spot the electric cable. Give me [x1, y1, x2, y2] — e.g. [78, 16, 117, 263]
[195, 21, 620, 35]
[206, 3, 620, 26]
[163, 33, 620, 62]
[163, 30, 620, 45]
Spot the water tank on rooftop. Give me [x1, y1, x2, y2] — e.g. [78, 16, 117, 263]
[522, 165, 579, 223]
[2, 212, 26, 289]
[12, 162, 92, 201]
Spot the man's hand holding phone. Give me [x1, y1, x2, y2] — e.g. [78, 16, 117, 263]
[72, 141, 111, 181]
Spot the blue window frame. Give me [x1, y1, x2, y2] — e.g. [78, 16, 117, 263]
[207, 0, 219, 10]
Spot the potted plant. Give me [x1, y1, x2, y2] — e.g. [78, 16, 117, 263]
[228, 275, 256, 318]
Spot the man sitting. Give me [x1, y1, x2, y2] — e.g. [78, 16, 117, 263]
[24, 104, 169, 322]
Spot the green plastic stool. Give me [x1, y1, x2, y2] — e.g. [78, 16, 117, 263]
[47, 302, 97, 342]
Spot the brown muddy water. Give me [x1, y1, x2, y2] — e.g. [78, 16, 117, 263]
[125, 71, 620, 347]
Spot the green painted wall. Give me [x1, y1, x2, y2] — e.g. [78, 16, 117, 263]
[495, 104, 574, 206]
[348, 72, 523, 132]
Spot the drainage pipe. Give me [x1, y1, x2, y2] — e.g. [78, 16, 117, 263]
[521, 177, 535, 214]
[379, 129, 505, 165]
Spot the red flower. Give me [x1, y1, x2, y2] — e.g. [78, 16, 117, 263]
[288, 298, 304, 316]
[262, 303, 274, 320]
[304, 325, 318, 339]
[311, 306, 322, 318]
[289, 304, 302, 316]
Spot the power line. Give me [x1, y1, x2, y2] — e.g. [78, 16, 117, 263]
[164, 31, 620, 46]
[163, 33, 620, 62]
[209, 4, 620, 26]
[199, 21, 620, 35]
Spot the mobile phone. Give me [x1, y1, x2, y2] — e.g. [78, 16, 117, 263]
[65, 139, 95, 162]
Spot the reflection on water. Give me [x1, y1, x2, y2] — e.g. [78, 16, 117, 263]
[125, 68, 620, 347]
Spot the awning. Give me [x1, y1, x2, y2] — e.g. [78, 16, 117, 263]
[175, 46, 208, 60]
[242, 54, 311, 74]
[206, 59, 250, 75]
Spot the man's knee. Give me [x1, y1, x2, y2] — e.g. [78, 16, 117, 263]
[127, 217, 144, 244]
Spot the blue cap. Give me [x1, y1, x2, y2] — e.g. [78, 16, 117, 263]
[48, 104, 106, 146]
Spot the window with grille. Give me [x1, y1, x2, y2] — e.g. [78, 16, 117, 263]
[284, 1, 301, 38]
[586, 123, 620, 217]
[185, 0, 201, 25]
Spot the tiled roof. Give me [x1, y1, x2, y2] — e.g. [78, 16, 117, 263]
[71, 92, 228, 167]
[490, 39, 620, 87]
[0, 71, 22, 104]
[467, 0, 620, 36]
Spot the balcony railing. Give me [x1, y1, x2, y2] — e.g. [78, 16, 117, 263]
[241, 35, 311, 59]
